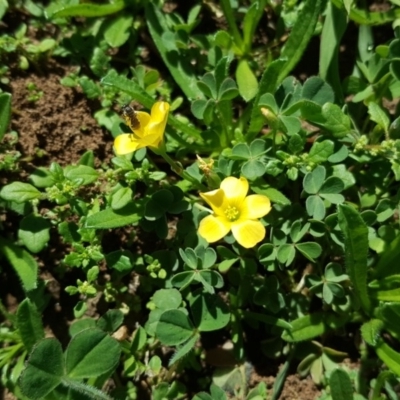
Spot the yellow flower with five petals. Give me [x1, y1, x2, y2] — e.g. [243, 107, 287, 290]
[114, 101, 170, 155]
[198, 176, 272, 248]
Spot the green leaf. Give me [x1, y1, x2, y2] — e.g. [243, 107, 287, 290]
[103, 14, 133, 48]
[97, 309, 124, 333]
[18, 214, 51, 253]
[19, 338, 64, 399]
[180, 247, 198, 269]
[198, 73, 217, 98]
[69, 319, 97, 337]
[301, 100, 324, 122]
[329, 369, 354, 400]
[111, 187, 133, 210]
[302, 77, 335, 105]
[277, 244, 296, 265]
[231, 143, 251, 159]
[145, 4, 203, 100]
[290, 221, 310, 243]
[84, 201, 144, 229]
[368, 102, 390, 133]
[0, 182, 41, 203]
[156, 309, 195, 346]
[242, 160, 265, 180]
[375, 340, 400, 376]
[379, 303, 400, 339]
[361, 319, 384, 346]
[281, 313, 325, 342]
[243, 311, 292, 330]
[278, 0, 323, 82]
[258, 93, 279, 114]
[328, 145, 349, 163]
[77, 151, 94, 167]
[320, 176, 344, 194]
[169, 334, 199, 365]
[321, 103, 352, 138]
[249, 139, 267, 156]
[308, 140, 334, 163]
[29, 167, 56, 188]
[295, 242, 322, 261]
[190, 292, 230, 332]
[78, 76, 101, 99]
[373, 233, 400, 278]
[171, 271, 195, 289]
[16, 298, 44, 353]
[303, 166, 326, 194]
[65, 328, 121, 378]
[0, 237, 38, 292]
[153, 288, 182, 310]
[0, 92, 11, 141]
[321, 193, 345, 204]
[102, 70, 153, 108]
[131, 326, 147, 353]
[306, 195, 326, 220]
[337, 205, 371, 313]
[49, 0, 125, 18]
[236, 60, 258, 102]
[242, 1, 262, 52]
[64, 165, 99, 185]
[375, 288, 400, 302]
[252, 185, 291, 205]
[218, 78, 239, 101]
[319, 2, 347, 102]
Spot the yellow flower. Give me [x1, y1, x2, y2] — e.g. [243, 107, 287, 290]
[198, 176, 272, 248]
[114, 101, 170, 155]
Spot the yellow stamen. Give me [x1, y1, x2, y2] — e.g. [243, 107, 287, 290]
[224, 205, 240, 222]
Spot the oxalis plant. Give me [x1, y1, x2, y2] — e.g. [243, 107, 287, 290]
[1, 0, 400, 399]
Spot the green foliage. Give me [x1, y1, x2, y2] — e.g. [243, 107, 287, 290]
[2, 0, 400, 399]
[19, 328, 120, 399]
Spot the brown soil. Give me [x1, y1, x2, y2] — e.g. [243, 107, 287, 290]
[8, 62, 112, 168]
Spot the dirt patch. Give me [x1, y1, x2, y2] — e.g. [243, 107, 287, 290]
[279, 375, 321, 399]
[8, 62, 112, 168]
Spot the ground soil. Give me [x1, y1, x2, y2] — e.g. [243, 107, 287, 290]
[9, 63, 113, 168]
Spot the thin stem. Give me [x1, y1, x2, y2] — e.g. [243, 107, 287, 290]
[220, 0, 244, 52]
[216, 103, 231, 147]
[153, 146, 207, 191]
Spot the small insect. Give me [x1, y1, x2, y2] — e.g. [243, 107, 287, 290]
[122, 104, 140, 130]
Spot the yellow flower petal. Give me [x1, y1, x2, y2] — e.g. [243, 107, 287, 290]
[241, 195, 272, 219]
[200, 189, 227, 216]
[221, 176, 249, 205]
[114, 134, 141, 155]
[198, 215, 231, 243]
[145, 102, 170, 141]
[231, 220, 266, 248]
[132, 111, 151, 137]
[115, 102, 170, 154]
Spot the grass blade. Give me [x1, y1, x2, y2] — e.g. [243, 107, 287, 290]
[319, 2, 347, 103]
[278, 0, 323, 82]
[145, 3, 204, 100]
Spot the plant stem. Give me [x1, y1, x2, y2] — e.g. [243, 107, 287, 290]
[220, 0, 244, 52]
[154, 146, 207, 191]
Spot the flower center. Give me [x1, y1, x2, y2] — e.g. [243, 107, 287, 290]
[224, 205, 240, 222]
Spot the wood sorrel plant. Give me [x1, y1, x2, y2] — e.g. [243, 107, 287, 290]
[1, 1, 400, 399]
